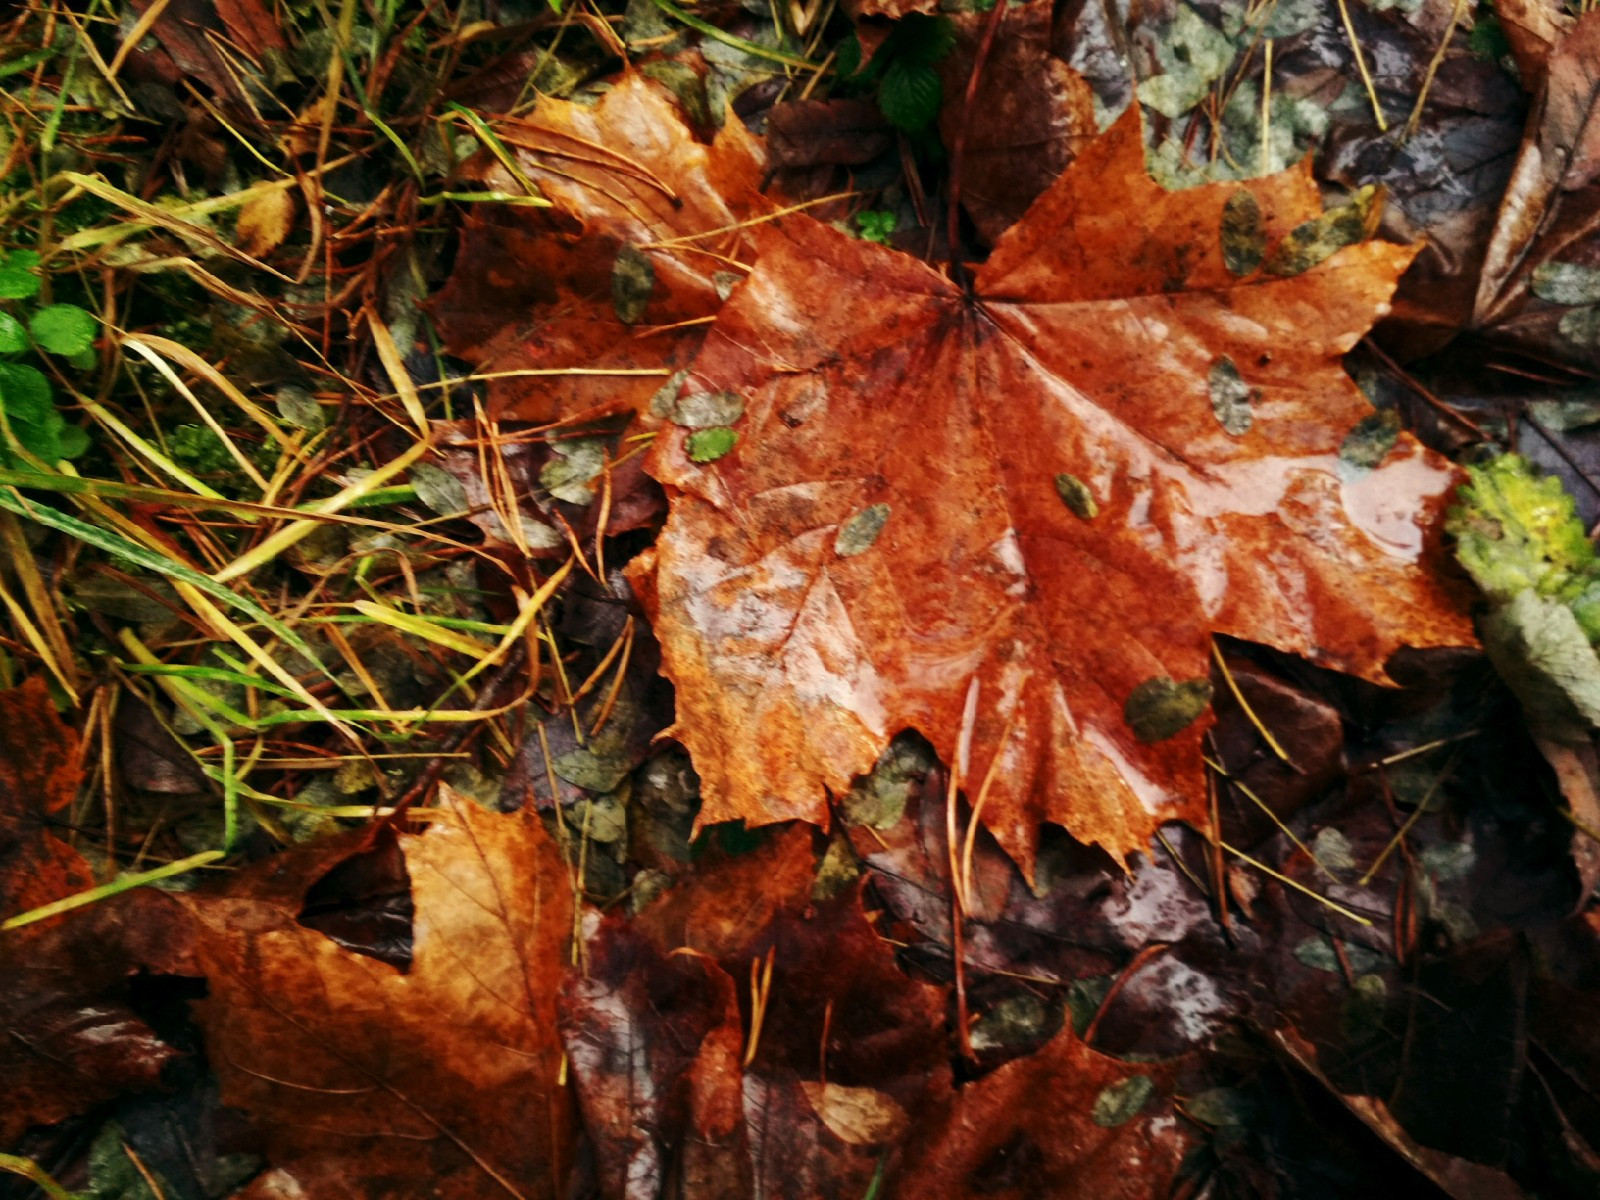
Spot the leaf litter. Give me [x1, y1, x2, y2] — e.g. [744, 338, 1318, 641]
[5, 0, 1600, 1197]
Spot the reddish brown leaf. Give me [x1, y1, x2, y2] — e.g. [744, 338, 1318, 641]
[888, 1025, 1195, 1199]
[767, 98, 893, 170]
[0, 677, 93, 928]
[0, 891, 190, 1143]
[632, 111, 1472, 875]
[937, 0, 1096, 243]
[620, 824, 953, 1196]
[185, 787, 576, 1198]
[430, 73, 770, 422]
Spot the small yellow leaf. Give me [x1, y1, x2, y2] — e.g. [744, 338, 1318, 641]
[235, 188, 295, 259]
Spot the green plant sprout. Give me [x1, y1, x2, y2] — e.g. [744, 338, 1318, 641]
[0, 248, 96, 465]
[855, 210, 898, 244]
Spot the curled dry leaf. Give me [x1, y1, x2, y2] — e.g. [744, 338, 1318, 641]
[632, 110, 1472, 875]
[1475, 9, 1600, 345]
[184, 787, 575, 1199]
[429, 73, 770, 422]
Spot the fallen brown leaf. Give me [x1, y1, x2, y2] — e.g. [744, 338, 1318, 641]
[1475, 9, 1600, 346]
[185, 787, 576, 1199]
[634, 110, 1472, 875]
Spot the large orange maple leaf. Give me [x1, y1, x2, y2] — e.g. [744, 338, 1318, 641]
[632, 113, 1473, 874]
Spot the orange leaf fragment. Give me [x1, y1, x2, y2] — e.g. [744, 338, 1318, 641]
[633, 111, 1472, 875]
[430, 73, 771, 422]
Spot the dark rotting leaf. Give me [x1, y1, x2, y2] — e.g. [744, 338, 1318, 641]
[611, 243, 655, 325]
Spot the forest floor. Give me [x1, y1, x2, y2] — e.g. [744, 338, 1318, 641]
[3, 0, 1600, 1197]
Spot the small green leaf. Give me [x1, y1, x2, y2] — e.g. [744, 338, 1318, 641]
[1091, 1075, 1155, 1128]
[835, 503, 891, 556]
[611, 243, 655, 325]
[1207, 356, 1254, 436]
[855, 210, 898, 244]
[0, 361, 54, 425]
[0, 266, 39, 300]
[1054, 473, 1098, 520]
[686, 426, 738, 463]
[1220, 190, 1265, 277]
[1531, 262, 1600, 307]
[1124, 676, 1213, 743]
[878, 59, 941, 132]
[56, 423, 90, 459]
[29, 303, 98, 356]
[0, 312, 25, 354]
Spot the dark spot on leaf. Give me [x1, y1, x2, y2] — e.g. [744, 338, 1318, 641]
[1207, 356, 1254, 436]
[669, 390, 744, 429]
[1091, 1074, 1155, 1127]
[1263, 186, 1377, 277]
[1054, 473, 1098, 520]
[1558, 305, 1600, 349]
[1531, 262, 1600, 307]
[836, 503, 891, 556]
[1220, 190, 1265, 277]
[611, 243, 655, 325]
[1124, 676, 1213, 743]
[1339, 408, 1402, 473]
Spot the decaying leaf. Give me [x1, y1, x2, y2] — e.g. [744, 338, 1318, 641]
[185, 787, 576, 1198]
[935, 0, 1096, 243]
[429, 73, 770, 421]
[888, 1026, 1193, 1198]
[634, 109, 1471, 873]
[0, 676, 93, 928]
[1475, 9, 1600, 342]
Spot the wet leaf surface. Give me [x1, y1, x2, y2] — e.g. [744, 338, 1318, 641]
[636, 109, 1472, 873]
